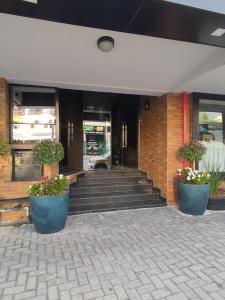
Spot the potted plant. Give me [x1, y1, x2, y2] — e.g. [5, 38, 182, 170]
[28, 174, 70, 234]
[32, 140, 64, 179]
[206, 166, 225, 210]
[176, 141, 210, 215]
[0, 137, 10, 181]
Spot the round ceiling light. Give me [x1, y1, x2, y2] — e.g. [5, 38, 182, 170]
[97, 36, 114, 52]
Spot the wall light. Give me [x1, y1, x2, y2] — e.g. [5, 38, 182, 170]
[144, 100, 151, 110]
[97, 36, 114, 53]
[22, 0, 38, 3]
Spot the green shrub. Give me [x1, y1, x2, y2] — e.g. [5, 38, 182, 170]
[203, 163, 224, 196]
[32, 140, 64, 166]
[178, 141, 206, 168]
[209, 170, 224, 196]
[0, 137, 10, 157]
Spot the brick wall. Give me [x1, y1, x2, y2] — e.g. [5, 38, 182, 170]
[140, 93, 192, 206]
[139, 96, 167, 197]
[166, 94, 183, 205]
[0, 78, 11, 185]
[0, 78, 9, 138]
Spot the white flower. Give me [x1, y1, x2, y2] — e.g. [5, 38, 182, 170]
[59, 174, 64, 179]
[187, 177, 191, 181]
[28, 186, 32, 189]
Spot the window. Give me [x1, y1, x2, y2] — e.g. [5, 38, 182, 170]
[11, 87, 56, 144]
[12, 150, 42, 181]
[199, 112, 223, 142]
[198, 99, 225, 171]
[10, 86, 57, 181]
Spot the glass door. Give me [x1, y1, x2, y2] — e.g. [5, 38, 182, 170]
[83, 117, 111, 170]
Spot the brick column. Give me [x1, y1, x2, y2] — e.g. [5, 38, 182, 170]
[0, 78, 9, 139]
[139, 93, 192, 206]
[166, 93, 192, 205]
[0, 78, 11, 182]
[139, 96, 168, 198]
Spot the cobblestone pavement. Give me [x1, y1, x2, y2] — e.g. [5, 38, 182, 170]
[1, 207, 225, 300]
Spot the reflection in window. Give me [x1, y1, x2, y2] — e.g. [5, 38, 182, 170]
[198, 100, 225, 171]
[11, 89, 56, 143]
[199, 112, 223, 142]
[13, 150, 42, 181]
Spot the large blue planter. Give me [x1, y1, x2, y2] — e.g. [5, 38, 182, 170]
[64, 190, 71, 207]
[29, 193, 69, 234]
[177, 182, 210, 215]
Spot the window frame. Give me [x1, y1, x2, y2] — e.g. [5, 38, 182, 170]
[9, 85, 59, 181]
[193, 93, 225, 173]
[9, 85, 59, 144]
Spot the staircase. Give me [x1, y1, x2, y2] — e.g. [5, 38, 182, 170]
[69, 169, 166, 214]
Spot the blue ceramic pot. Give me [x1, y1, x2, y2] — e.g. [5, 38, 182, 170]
[29, 194, 69, 234]
[177, 182, 210, 215]
[64, 190, 71, 207]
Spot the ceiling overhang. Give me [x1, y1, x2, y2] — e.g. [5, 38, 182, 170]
[1, 0, 225, 48]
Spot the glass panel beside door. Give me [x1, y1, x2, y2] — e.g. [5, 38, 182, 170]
[198, 99, 225, 172]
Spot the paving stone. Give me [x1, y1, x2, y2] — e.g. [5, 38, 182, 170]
[1, 207, 225, 299]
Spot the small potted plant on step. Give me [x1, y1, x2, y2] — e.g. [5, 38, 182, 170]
[28, 174, 70, 234]
[176, 141, 210, 215]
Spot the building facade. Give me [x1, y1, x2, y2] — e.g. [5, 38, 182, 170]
[0, 78, 195, 205]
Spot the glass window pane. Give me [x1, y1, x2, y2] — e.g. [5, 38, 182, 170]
[199, 110, 225, 171]
[13, 150, 42, 181]
[12, 106, 56, 124]
[83, 119, 111, 170]
[12, 124, 56, 144]
[199, 112, 223, 142]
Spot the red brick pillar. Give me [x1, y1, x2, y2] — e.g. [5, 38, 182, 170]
[139, 93, 192, 206]
[166, 93, 192, 205]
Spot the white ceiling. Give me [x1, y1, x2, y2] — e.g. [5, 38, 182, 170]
[0, 13, 225, 96]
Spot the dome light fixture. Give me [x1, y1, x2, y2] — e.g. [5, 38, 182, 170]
[97, 36, 114, 53]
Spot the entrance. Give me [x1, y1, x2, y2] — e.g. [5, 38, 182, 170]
[59, 90, 139, 171]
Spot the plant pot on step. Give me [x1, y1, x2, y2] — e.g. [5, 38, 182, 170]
[177, 182, 210, 215]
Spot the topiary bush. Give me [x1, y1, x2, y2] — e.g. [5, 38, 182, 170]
[32, 140, 64, 166]
[178, 140, 206, 170]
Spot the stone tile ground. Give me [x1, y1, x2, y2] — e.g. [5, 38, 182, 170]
[1, 207, 225, 299]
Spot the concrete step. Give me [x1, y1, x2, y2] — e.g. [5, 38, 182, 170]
[71, 188, 159, 199]
[76, 175, 148, 187]
[70, 192, 160, 205]
[69, 169, 165, 214]
[70, 183, 154, 196]
[69, 196, 166, 214]
[84, 169, 145, 178]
